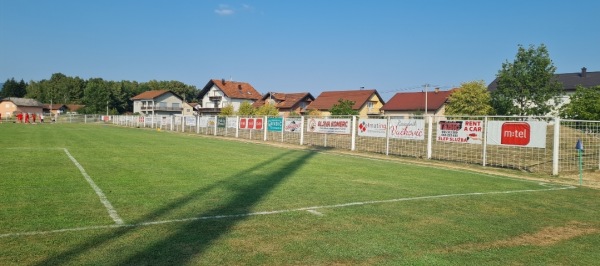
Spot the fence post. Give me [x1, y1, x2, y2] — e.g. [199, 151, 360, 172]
[300, 116, 305, 146]
[482, 116, 488, 167]
[264, 116, 268, 141]
[351, 116, 356, 151]
[181, 116, 184, 132]
[236, 116, 239, 138]
[552, 117, 560, 176]
[385, 116, 390, 156]
[214, 116, 217, 136]
[427, 116, 433, 159]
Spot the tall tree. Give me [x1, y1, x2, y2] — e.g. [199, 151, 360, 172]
[82, 78, 110, 114]
[560, 85, 600, 120]
[445, 81, 494, 115]
[330, 99, 358, 116]
[1, 78, 27, 97]
[491, 44, 564, 116]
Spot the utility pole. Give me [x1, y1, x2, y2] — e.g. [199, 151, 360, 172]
[423, 84, 429, 116]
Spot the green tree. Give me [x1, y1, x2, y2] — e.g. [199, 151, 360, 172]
[560, 85, 600, 120]
[329, 99, 358, 116]
[220, 103, 235, 116]
[237, 101, 256, 115]
[491, 44, 564, 116]
[255, 103, 279, 116]
[82, 78, 110, 114]
[1, 78, 27, 97]
[446, 81, 494, 115]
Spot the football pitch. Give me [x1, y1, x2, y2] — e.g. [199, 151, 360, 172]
[1, 123, 599, 265]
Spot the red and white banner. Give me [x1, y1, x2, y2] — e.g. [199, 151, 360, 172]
[239, 118, 263, 130]
[357, 118, 387, 137]
[437, 120, 483, 144]
[307, 118, 351, 134]
[389, 119, 425, 140]
[486, 121, 547, 148]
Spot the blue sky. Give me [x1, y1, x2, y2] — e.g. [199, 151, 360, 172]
[1, 0, 599, 100]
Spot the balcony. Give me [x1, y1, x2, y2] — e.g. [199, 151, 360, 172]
[209, 96, 222, 102]
[196, 108, 221, 114]
[141, 106, 183, 111]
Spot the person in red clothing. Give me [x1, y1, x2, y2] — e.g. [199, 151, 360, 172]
[0, 113, 2, 123]
[16, 113, 23, 123]
[24, 113, 30, 123]
[32, 113, 37, 123]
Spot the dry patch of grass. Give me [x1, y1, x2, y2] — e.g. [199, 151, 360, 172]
[440, 221, 599, 253]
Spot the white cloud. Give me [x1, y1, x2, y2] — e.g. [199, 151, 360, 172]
[215, 5, 234, 16]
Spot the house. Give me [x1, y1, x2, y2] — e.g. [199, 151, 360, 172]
[487, 67, 600, 109]
[1, 97, 44, 118]
[252, 92, 315, 116]
[307, 89, 385, 117]
[197, 79, 262, 115]
[66, 104, 86, 114]
[131, 90, 184, 116]
[183, 102, 199, 116]
[381, 88, 455, 118]
[43, 104, 68, 115]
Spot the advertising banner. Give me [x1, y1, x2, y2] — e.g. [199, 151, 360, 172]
[436, 120, 483, 144]
[198, 117, 209, 127]
[357, 119, 387, 137]
[486, 121, 547, 148]
[284, 117, 302, 132]
[185, 116, 196, 126]
[389, 119, 425, 140]
[226, 117, 237, 128]
[217, 117, 226, 128]
[239, 118, 263, 130]
[267, 117, 283, 132]
[307, 118, 351, 134]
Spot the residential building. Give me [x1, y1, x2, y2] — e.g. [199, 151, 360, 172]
[131, 90, 184, 116]
[197, 79, 262, 115]
[252, 92, 315, 116]
[381, 88, 455, 119]
[307, 89, 385, 117]
[66, 104, 86, 114]
[43, 104, 68, 116]
[0, 97, 44, 118]
[487, 67, 600, 112]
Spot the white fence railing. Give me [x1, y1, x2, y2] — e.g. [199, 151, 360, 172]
[108, 115, 600, 177]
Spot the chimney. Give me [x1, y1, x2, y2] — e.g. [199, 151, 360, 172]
[434, 87, 440, 93]
[582, 67, 587, 77]
[222, 78, 226, 84]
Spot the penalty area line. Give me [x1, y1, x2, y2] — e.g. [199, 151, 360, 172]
[0, 185, 575, 238]
[63, 148, 124, 225]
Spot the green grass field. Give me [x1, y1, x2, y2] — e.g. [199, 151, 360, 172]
[1, 123, 599, 265]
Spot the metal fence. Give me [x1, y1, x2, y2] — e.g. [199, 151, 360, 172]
[107, 115, 600, 179]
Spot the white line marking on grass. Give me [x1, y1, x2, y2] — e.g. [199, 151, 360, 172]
[63, 148, 124, 225]
[0, 185, 575, 238]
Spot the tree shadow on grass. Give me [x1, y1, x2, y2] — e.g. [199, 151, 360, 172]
[36, 149, 317, 265]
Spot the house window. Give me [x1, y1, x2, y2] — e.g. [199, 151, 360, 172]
[159, 102, 167, 108]
[367, 101, 374, 111]
[172, 103, 180, 109]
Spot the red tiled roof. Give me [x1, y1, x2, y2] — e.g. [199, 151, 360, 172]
[308, 89, 383, 110]
[131, 90, 175, 100]
[253, 92, 314, 109]
[381, 89, 455, 111]
[203, 79, 261, 100]
[66, 104, 85, 111]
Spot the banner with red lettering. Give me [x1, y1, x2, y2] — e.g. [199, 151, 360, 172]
[307, 118, 351, 134]
[389, 119, 425, 140]
[436, 120, 483, 144]
[486, 121, 547, 148]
